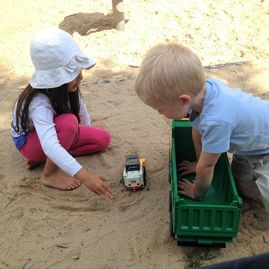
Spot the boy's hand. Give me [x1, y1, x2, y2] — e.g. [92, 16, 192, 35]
[178, 152, 220, 200]
[177, 160, 197, 176]
[178, 179, 198, 199]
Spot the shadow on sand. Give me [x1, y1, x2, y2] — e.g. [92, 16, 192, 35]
[59, 12, 114, 36]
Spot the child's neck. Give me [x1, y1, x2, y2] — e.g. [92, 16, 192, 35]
[191, 84, 206, 113]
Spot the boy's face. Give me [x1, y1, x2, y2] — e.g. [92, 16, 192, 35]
[149, 96, 191, 120]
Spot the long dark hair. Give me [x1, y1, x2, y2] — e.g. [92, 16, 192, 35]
[12, 84, 81, 134]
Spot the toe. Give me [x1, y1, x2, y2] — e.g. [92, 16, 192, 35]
[68, 181, 81, 191]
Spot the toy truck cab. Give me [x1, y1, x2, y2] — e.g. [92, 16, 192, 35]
[123, 155, 146, 191]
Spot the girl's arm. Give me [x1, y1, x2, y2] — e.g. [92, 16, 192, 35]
[31, 97, 83, 176]
[79, 97, 91, 126]
[178, 152, 220, 199]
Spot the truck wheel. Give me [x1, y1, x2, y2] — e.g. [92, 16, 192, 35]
[169, 191, 175, 238]
[143, 166, 147, 186]
[169, 190, 172, 211]
[168, 163, 171, 184]
[168, 147, 171, 184]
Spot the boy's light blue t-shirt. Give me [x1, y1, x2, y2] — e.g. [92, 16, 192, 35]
[191, 78, 269, 156]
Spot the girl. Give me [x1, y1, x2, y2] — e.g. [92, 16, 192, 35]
[11, 28, 113, 199]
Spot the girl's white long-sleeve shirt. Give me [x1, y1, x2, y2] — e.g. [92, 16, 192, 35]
[11, 93, 91, 176]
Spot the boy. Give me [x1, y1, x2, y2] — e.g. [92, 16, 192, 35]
[135, 43, 269, 214]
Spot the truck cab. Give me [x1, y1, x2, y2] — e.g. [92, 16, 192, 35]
[123, 155, 146, 191]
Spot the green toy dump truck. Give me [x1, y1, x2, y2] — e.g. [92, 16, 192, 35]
[169, 119, 242, 246]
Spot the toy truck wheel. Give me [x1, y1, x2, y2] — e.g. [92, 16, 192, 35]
[168, 147, 171, 184]
[143, 166, 147, 186]
[168, 163, 171, 184]
[169, 191, 175, 238]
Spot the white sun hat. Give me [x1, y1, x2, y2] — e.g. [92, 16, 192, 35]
[29, 28, 96, 89]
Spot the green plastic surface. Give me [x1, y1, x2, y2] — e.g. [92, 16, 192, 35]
[170, 119, 242, 245]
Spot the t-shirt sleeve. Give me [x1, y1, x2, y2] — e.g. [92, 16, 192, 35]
[30, 97, 82, 176]
[79, 97, 91, 126]
[200, 120, 233, 153]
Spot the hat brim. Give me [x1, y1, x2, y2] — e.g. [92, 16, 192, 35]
[30, 56, 96, 89]
[85, 58, 96, 69]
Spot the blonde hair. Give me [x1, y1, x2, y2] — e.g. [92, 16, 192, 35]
[135, 43, 205, 105]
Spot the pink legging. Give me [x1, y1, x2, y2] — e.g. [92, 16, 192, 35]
[20, 114, 111, 161]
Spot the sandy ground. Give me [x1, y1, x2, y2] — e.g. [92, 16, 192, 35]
[0, 1, 269, 268]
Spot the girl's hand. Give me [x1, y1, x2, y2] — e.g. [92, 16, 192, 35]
[85, 173, 113, 199]
[178, 179, 198, 200]
[75, 169, 113, 199]
[177, 160, 197, 176]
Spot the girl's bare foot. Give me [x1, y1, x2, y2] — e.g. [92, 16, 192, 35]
[93, 121, 106, 129]
[40, 170, 81, 191]
[25, 159, 43, 170]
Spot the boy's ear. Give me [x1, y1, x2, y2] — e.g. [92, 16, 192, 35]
[177, 94, 191, 105]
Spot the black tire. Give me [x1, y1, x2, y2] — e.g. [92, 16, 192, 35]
[168, 143, 172, 184]
[169, 190, 172, 211]
[143, 166, 147, 186]
[168, 163, 171, 184]
[169, 191, 175, 238]
[177, 241, 226, 248]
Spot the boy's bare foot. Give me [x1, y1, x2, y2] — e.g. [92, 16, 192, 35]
[25, 159, 43, 170]
[40, 170, 81, 191]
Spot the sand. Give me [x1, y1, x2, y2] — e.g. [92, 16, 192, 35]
[0, 1, 269, 268]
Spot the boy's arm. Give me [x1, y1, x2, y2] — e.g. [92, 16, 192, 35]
[192, 128, 202, 160]
[178, 152, 220, 199]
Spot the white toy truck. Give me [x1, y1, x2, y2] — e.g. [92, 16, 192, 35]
[123, 155, 146, 191]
